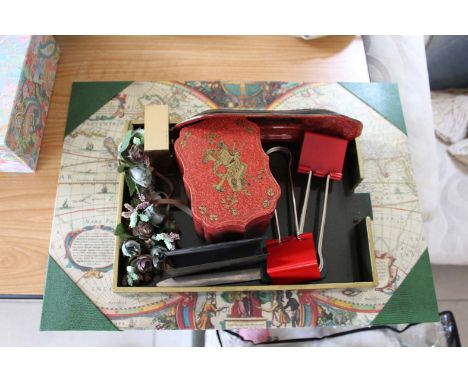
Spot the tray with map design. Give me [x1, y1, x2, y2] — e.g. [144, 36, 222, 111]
[42, 81, 439, 331]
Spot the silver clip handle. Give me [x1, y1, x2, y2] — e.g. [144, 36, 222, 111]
[266, 147, 299, 241]
[299, 171, 328, 272]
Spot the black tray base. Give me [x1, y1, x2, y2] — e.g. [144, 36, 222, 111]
[117, 136, 374, 288]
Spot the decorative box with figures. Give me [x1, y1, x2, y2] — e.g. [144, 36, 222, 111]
[113, 108, 377, 293]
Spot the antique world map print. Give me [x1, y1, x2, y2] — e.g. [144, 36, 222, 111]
[46, 82, 426, 330]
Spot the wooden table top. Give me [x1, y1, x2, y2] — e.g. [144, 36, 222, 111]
[0, 35, 369, 296]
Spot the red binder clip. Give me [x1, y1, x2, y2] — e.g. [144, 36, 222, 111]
[265, 147, 321, 285]
[298, 131, 349, 270]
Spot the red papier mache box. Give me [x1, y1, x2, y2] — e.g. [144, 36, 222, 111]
[174, 117, 281, 242]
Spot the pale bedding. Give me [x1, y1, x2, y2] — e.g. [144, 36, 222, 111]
[363, 36, 468, 265]
[428, 91, 468, 264]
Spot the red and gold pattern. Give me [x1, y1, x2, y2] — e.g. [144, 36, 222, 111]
[175, 117, 281, 242]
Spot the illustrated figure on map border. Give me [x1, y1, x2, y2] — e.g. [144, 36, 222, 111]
[261, 291, 290, 328]
[196, 293, 228, 330]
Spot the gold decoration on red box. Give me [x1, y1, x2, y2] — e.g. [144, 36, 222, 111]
[175, 117, 281, 242]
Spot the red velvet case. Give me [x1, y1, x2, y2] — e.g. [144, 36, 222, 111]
[175, 109, 363, 142]
[174, 117, 281, 242]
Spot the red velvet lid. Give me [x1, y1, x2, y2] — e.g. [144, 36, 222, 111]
[174, 117, 281, 242]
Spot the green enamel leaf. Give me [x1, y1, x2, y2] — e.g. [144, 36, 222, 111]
[139, 214, 149, 222]
[120, 130, 134, 153]
[134, 130, 145, 144]
[114, 223, 126, 236]
[130, 211, 138, 228]
[126, 266, 139, 286]
[114, 223, 132, 239]
[125, 175, 137, 196]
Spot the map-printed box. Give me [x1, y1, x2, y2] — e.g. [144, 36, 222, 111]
[0, 35, 60, 172]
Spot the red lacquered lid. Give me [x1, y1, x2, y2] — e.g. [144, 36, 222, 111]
[174, 117, 281, 242]
[174, 109, 363, 142]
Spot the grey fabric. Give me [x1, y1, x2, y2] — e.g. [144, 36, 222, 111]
[426, 36, 468, 90]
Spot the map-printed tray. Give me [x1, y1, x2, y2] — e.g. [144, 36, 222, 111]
[41, 81, 438, 331]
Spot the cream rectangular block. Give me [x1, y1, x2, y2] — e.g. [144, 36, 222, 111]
[144, 104, 169, 154]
